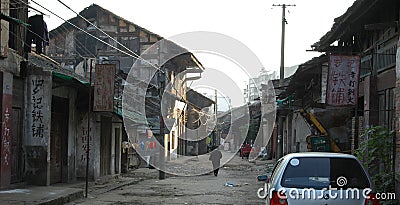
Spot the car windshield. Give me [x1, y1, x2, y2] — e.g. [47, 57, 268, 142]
[281, 157, 370, 189]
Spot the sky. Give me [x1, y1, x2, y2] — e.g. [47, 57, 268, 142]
[29, 0, 356, 105]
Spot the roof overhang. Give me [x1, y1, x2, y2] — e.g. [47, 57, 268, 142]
[311, 0, 382, 52]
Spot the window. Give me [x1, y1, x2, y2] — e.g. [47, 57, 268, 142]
[270, 159, 283, 181]
[376, 35, 397, 72]
[378, 88, 395, 130]
[281, 157, 370, 189]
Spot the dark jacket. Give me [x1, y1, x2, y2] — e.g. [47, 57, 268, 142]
[209, 149, 222, 168]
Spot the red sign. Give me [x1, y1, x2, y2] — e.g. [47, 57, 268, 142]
[327, 55, 360, 106]
[93, 64, 115, 111]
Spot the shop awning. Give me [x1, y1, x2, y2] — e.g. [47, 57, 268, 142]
[52, 71, 90, 87]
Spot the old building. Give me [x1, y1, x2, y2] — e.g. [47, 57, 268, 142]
[276, 56, 354, 155]
[184, 89, 215, 156]
[271, 0, 400, 197]
[0, 1, 209, 189]
[46, 4, 207, 180]
[0, 0, 28, 188]
[0, 0, 94, 187]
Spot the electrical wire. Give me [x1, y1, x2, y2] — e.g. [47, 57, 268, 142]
[52, 0, 204, 102]
[3, 21, 88, 63]
[50, 22, 96, 58]
[28, 0, 194, 104]
[2, 24, 32, 58]
[56, 0, 140, 59]
[8, 1, 94, 60]
[25, 0, 213, 120]
[6, 3, 213, 128]
[28, 0, 163, 73]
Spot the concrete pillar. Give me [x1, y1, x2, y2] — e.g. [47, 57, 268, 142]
[76, 113, 97, 180]
[24, 68, 52, 186]
[363, 74, 379, 129]
[0, 72, 13, 188]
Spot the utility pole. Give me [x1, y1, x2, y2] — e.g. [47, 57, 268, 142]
[273, 3, 295, 159]
[158, 41, 166, 180]
[85, 59, 93, 198]
[214, 89, 218, 147]
[158, 70, 166, 180]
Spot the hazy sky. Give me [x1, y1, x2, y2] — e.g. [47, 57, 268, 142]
[31, 0, 355, 71]
[29, 0, 356, 104]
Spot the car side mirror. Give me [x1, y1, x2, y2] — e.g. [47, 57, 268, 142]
[257, 174, 270, 183]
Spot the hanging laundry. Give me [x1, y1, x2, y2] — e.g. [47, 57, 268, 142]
[25, 15, 49, 54]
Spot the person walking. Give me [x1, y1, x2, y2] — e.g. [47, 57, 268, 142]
[209, 146, 222, 176]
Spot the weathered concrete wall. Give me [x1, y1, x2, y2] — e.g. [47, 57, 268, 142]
[76, 112, 100, 180]
[283, 114, 293, 154]
[0, 51, 23, 75]
[0, 72, 13, 188]
[290, 112, 310, 152]
[23, 68, 52, 185]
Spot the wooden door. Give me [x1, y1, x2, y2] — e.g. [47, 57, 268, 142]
[50, 96, 68, 184]
[100, 116, 112, 176]
[114, 127, 120, 174]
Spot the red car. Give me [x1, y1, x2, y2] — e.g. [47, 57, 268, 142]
[240, 144, 252, 159]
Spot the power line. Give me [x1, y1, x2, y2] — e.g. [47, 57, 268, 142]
[3, 21, 90, 62]
[25, 0, 208, 118]
[28, 0, 163, 73]
[56, 0, 140, 59]
[15, 0, 93, 59]
[51, 22, 96, 58]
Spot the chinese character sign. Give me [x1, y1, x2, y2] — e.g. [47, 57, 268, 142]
[27, 75, 50, 146]
[93, 64, 115, 112]
[31, 79, 45, 138]
[327, 55, 360, 106]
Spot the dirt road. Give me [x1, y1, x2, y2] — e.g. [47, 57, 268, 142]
[69, 153, 274, 205]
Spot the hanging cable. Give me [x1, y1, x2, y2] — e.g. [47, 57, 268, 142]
[3, 22, 89, 62]
[51, 23, 96, 59]
[51, 0, 201, 102]
[28, 0, 164, 73]
[25, 0, 210, 118]
[56, 0, 141, 59]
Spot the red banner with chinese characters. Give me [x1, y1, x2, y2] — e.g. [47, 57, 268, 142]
[327, 55, 360, 106]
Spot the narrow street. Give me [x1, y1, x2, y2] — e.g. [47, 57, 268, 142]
[68, 154, 273, 205]
[1, 1, 400, 204]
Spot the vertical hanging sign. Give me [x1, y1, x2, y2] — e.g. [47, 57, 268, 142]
[93, 64, 115, 112]
[327, 55, 360, 106]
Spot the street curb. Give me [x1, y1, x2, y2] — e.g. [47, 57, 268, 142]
[89, 178, 144, 196]
[38, 189, 84, 205]
[106, 178, 143, 192]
